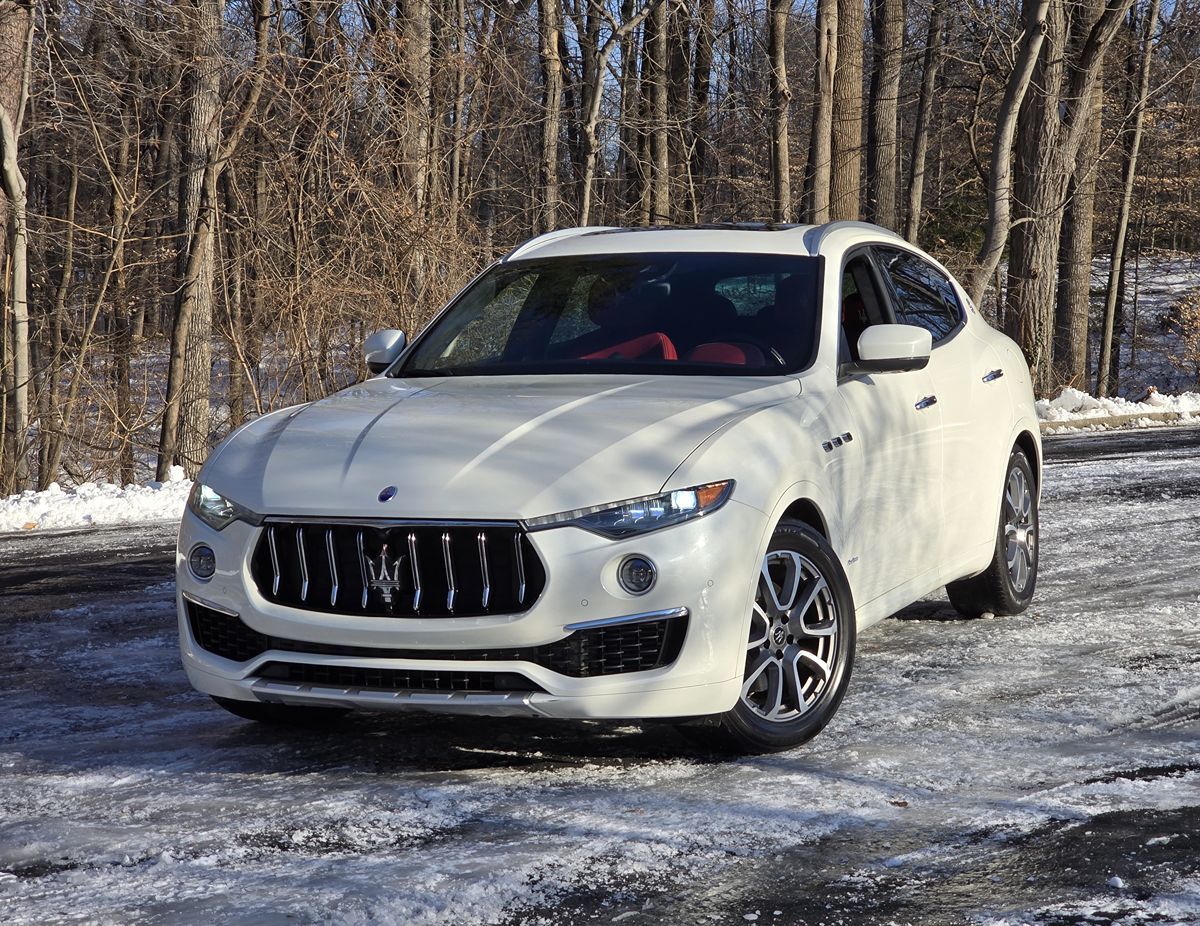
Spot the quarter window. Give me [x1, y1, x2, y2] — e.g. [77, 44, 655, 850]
[873, 246, 962, 343]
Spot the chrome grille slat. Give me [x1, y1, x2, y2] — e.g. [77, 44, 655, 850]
[296, 527, 309, 602]
[408, 532, 422, 611]
[356, 530, 369, 608]
[442, 531, 456, 612]
[326, 529, 339, 607]
[251, 521, 543, 619]
[267, 527, 281, 596]
[478, 531, 491, 610]
[514, 533, 527, 605]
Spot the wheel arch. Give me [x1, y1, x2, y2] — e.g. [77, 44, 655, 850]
[1013, 428, 1041, 493]
[781, 497, 829, 539]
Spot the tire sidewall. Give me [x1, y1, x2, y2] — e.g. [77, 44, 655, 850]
[996, 449, 1039, 612]
[721, 520, 857, 752]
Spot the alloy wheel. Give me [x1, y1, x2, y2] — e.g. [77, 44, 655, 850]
[1004, 466, 1036, 594]
[740, 550, 841, 722]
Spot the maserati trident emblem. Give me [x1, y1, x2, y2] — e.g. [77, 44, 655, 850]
[378, 485, 398, 503]
[366, 543, 404, 605]
[772, 626, 787, 646]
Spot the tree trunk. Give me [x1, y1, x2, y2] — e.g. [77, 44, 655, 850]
[158, 0, 270, 479]
[0, 0, 34, 493]
[689, 0, 714, 219]
[1055, 0, 1105, 389]
[968, 0, 1051, 307]
[1006, 0, 1067, 382]
[867, 0, 904, 229]
[829, 0, 864, 221]
[768, 0, 792, 222]
[806, 0, 838, 224]
[537, 0, 564, 231]
[1005, 0, 1133, 392]
[1097, 0, 1159, 396]
[905, 4, 942, 242]
[647, 0, 670, 222]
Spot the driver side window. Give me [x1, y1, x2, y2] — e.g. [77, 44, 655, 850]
[839, 254, 890, 363]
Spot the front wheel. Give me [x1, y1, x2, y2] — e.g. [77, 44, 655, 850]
[947, 448, 1039, 618]
[685, 520, 856, 754]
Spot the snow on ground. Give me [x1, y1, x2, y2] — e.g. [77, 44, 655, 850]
[0, 467, 190, 534]
[1, 432, 1199, 924]
[1036, 385, 1200, 423]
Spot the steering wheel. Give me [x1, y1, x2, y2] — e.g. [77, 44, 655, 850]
[712, 334, 787, 368]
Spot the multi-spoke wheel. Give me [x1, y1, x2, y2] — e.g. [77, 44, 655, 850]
[947, 448, 1039, 617]
[683, 519, 855, 754]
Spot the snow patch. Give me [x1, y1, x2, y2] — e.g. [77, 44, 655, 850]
[1036, 386, 1200, 423]
[0, 467, 190, 533]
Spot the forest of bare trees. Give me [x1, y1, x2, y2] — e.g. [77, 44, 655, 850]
[2, 0, 1200, 494]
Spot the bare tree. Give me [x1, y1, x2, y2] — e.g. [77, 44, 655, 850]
[1097, 0, 1161, 395]
[867, 0, 904, 229]
[768, 0, 792, 222]
[537, 0, 564, 231]
[969, 0, 1051, 307]
[806, 0, 838, 223]
[157, 0, 271, 479]
[830, 0, 864, 220]
[904, 3, 942, 241]
[0, 0, 34, 492]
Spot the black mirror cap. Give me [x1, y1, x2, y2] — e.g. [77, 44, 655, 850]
[839, 354, 930, 377]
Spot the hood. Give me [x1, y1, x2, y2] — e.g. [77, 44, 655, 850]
[203, 375, 799, 520]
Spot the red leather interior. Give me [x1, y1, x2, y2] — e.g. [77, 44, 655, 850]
[687, 342, 766, 366]
[581, 332, 678, 361]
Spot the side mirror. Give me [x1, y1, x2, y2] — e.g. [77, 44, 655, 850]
[843, 324, 932, 375]
[363, 329, 406, 375]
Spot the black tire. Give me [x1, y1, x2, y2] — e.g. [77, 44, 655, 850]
[211, 696, 351, 727]
[947, 448, 1039, 618]
[679, 519, 856, 754]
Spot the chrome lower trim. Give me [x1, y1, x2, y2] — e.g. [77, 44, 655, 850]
[564, 606, 689, 632]
[250, 680, 546, 716]
[181, 591, 240, 618]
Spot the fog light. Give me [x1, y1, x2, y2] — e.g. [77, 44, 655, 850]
[189, 544, 217, 580]
[618, 555, 656, 595]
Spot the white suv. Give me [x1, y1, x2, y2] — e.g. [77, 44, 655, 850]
[177, 221, 1040, 753]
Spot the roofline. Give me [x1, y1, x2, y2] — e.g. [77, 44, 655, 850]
[502, 220, 907, 263]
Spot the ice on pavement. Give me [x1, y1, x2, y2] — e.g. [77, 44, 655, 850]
[1, 439, 1199, 924]
[0, 466, 190, 533]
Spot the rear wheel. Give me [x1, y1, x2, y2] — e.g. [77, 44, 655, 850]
[947, 448, 1039, 617]
[211, 696, 350, 727]
[683, 520, 856, 754]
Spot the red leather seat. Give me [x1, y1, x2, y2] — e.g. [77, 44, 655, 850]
[686, 342, 766, 366]
[581, 332, 678, 361]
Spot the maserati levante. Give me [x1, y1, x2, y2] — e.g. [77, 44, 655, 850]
[177, 221, 1040, 752]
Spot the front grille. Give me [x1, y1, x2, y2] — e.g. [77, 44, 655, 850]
[253, 661, 540, 694]
[249, 521, 546, 618]
[187, 601, 687, 678]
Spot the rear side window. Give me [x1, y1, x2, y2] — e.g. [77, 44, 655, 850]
[873, 246, 962, 343]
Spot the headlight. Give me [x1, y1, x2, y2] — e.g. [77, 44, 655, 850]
[525, 480, 733, 538]
[187, 482, 262, 531]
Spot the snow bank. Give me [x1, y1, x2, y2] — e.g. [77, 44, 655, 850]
[1036, 386, 1200, 423]
[0, 467, 191, 533]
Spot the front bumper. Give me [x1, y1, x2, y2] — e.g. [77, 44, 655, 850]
[176, 499, 766, 719]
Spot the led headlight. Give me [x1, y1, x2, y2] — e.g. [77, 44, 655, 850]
[187, 482, 262, 532]
[525, 480, 733, 539]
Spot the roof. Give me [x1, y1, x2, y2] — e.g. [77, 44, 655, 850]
[502, 221, 905, 263]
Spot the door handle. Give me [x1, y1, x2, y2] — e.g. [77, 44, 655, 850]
[915, 395, 938, 410]
[982, 369, 1004, 383]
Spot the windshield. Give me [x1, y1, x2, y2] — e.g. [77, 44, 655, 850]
[397, 252, 822, 377]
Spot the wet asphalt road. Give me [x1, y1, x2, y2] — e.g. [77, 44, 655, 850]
[2, 426, 1199, 925]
